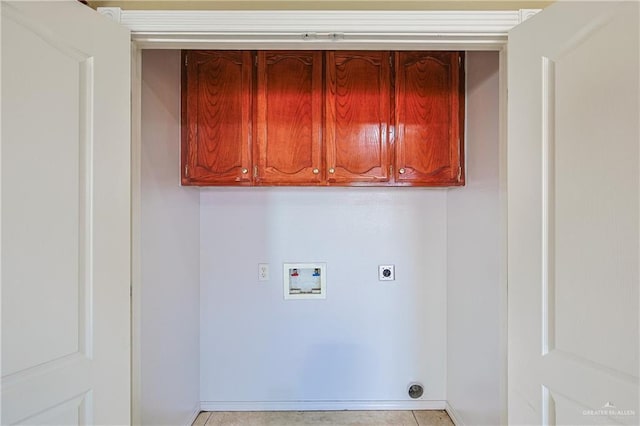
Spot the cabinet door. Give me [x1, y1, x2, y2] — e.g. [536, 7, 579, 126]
[326, 51, 391, 184]
[255, 51, 323, 185]
[182, 51, 252, 185]
[395, 52, 464, 186]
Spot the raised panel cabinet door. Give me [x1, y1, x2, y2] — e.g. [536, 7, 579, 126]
[395, 52, 464, 186]
[255, 51, 323, 185]
[326, 51, 391, 184]
[182, 50, 252, 185]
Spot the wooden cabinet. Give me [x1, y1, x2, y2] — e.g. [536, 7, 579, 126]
[255, 51, 323, 185]
[182, 50, 464, 187]
[326, 51, 391, 184]
[394, 52, 464, 186]
[181, 51, 252, 185]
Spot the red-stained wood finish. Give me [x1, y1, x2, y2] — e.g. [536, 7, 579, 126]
[325, 51, 391, 184]
[182, 50, 253, 185]
[394, 51, 465, 186]
[255, 51, 323, 185]
[181, 50, 465, 187]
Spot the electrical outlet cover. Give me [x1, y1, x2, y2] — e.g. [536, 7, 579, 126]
[379, 265, 395, 281]
[258, 263, 269, 281]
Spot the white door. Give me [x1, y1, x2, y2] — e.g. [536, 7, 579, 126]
[508, 1, 639, 425]
[1, 1, 131, 424]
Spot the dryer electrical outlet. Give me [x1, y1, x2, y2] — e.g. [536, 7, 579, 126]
[379, 265, 395, 281]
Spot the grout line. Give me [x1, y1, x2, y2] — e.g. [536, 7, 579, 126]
[200, 411, 212, 426]
[411, 410, 420, 426]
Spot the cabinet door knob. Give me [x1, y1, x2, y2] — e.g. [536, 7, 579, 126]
[312, 168, 319, 174]
[329, 168, 335, 174]
[241, 168, 248, 174]
[399, 168, 406, 174]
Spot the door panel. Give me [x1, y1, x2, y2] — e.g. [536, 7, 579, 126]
[1, 1, 131, 424]
[395, 52, 464, 186]
[255, 51, 323, 185]
[183, 50, 252, 185]
[326, 51, 390, 184]
[508, 2, 639, 425]
[2, 13, 85, 376]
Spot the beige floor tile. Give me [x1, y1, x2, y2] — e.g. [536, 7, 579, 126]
[202, 410, 419, 426]
[302, 410, 418, 425]
[198, 410, 455, 426]
[412, 410, 454, 426]
[204, 411, 300, 426]
[193, 411, 212, 426]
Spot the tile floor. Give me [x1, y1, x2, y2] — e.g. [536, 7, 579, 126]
[193, 410, 454, 426]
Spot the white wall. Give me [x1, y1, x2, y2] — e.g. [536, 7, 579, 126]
[140, 50, 201, 425]
[446, 51, 501, 425]
[200, 187, 448, 409]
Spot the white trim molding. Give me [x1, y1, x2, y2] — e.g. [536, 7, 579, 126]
[445, 402, 465, 426]
[200, 399, 447, 412]
[97, 6, 121, 23]
[185, 402, 201, 426]
[97, 8, 540, 50]
[519, 8, 541, 22]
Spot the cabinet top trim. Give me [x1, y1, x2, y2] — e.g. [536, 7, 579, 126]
[98, 8, 541, 50]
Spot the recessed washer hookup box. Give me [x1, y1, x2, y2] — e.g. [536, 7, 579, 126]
[283, 263, 326, 300]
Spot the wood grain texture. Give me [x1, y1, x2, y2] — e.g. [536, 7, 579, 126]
[182, 50, 252, 185]
[182, 50, 465, 187]
[394, 51, 465, 186]
[326, 51, 391, 184]
[255, 51, 323, 185]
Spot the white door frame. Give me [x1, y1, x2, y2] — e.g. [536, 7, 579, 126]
[106, 8, 538, 424]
